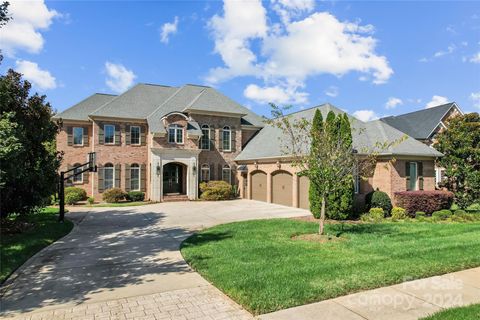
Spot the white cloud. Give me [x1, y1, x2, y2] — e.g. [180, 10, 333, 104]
[324, 86, 339, 97]
[244, 83, 308, 104]
[433, 44, 456, 58]
[15, 60, 56, 90]
[353, 109, 378, 122]
[104, 62, 136, 93]
[470, 92, 480, 109]
[469, 52, 480, 63]
[207, 1, 392, 105]
[271, 0, 315, 25]
[160, 16, 179, 44]
[0, 0, 58, 56]
[385, 97, 403, 109]
[425, 95, 449, 109]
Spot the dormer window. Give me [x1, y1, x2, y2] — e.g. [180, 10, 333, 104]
[168, 124, 183, 144]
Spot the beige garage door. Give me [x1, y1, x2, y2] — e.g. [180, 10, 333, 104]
[272, 171, 292, 206]
[251, 171, 267, 202]
[298, 175, 310, 210]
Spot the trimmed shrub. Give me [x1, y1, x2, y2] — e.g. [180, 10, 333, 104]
[64, 187, 87, 205]
[450, 203, 460, 211]
[126, 191, 145, 202]
[199, 181, 232, 201]
[365, 190, 392, 215]
[394, 191, 454, 216]
[432, 209, 452, 220]
[361, 207, 384, 222]
[466, 203, 480, 212]
[415, 211, 426, 218]
[391, 207, 408, 220]
[102, 188, 127, 203]
[87, 197, 94, 205]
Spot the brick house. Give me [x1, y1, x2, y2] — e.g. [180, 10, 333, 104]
[55, 83, 443, 209]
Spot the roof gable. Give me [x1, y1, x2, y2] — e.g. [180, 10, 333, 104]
[379, 103, 457, 139]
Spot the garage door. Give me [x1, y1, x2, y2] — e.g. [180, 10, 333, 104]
[251, 171, 267, 202]
[272, 171, 292, 206]
[298, 175, 310, 210]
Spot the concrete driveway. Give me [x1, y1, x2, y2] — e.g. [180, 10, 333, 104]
[0, 200, 309, 319]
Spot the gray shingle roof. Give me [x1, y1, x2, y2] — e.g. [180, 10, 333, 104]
[53, 93, 116, 121]
[380, 103, 456, 139]
[235, 104, 443, 161]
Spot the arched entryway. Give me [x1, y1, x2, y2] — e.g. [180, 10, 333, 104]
[163, 162, 187, 195]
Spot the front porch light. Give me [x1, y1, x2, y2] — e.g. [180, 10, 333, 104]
[156, 164, 161, 176]
[192, 164, 197, 176]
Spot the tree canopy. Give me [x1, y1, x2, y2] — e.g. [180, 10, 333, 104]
[0, 70, 61, 217]
[434, 112, 480, 207]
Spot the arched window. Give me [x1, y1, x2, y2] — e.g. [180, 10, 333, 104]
[201, 164, 210, 182]
[222, 126, 231, 151]
[168, 124, 183, 144]
[130, 163, 140, 191]
[222, 165, 231, 184]
[200, 124, 210, 150]
[104, 163, 114, 190]
[73, 163, 83, 183]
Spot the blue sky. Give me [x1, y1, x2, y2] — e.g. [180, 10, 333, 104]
[1, 0, 479, 120]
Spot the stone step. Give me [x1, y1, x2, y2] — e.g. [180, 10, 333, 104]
[163, 195, 189, 202]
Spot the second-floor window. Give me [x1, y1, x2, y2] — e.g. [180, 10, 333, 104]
[73, 127, 84, 146]
[131, 126, 140, 145]
[168, 124, 183, 144]
[200, 124, 210, 150]
[222, 126, 231, 151]
[104, 125, 115, 144]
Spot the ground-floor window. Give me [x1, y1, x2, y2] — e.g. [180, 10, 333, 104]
[222, 165, 231, 184]
[201, 164, 210, 182]
[130, 163, 140, 191]
[407, 162, 418, 191]
[73, 163, 83, 183]
[104, 163, 114, 190]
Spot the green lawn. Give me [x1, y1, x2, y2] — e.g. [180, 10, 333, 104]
[0, 207, 73, 283]
[181, 219, 480, 315]
[421, 304, 480, 320]
[86, 201, 154, 207]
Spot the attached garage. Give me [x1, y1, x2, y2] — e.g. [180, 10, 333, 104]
[298, 175, 310, 210]
[272, 171, 293, 206]
[251, 171, 267, 202]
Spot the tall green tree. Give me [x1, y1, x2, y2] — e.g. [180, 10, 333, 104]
[0, 70, 61, 218]
[308, 109, 323, 218]
[434, 112, 480, 207]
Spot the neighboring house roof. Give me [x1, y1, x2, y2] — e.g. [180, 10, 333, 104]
[53, 93, 116, 121]
[235, 104, 443, 161]
[379, 102, 459, 140]
[57, 83, 263, 132]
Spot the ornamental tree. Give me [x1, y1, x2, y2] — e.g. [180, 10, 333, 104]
[434, 112, 480, 207]
[0, 70, 61, 217]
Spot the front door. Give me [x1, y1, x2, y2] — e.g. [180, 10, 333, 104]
[163, 163, 183, 194]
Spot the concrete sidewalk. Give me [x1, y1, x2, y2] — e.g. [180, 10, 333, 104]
[259, 267, 480, 320]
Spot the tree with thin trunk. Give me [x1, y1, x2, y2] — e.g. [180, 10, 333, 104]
[267, 104, 401, 235]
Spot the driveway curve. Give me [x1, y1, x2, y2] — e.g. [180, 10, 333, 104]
[1, 200, 309, 319]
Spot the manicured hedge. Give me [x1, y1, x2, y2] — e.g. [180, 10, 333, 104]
[64, 187, 87, 205]
[394, 191, 454, 216]
[365, 190, 392, 214]
[126, 191, 145, 202]
[199, 181, 232, 201]
[102, 188, 127, 203]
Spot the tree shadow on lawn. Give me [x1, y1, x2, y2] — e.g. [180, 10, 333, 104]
[327, 222, 400, 237]
[0, 208, 195, 315]
[180, 231, 233, 249]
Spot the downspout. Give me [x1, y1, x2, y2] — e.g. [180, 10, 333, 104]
[91, 119, 95, 197]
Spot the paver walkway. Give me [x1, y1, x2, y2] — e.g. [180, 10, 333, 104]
[0, 200, 308, 319]
[259, 267, 480, 320]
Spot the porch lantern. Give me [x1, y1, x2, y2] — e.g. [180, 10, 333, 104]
[156, 164, 161, 176]
[192, 164, 197, 176]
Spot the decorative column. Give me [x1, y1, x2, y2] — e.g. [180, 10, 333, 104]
[267, 171, 272, 203]
[292, 173, 299, 208]
[247, 171, 252, 199]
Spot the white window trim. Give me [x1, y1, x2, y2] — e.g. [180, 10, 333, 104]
[201, 124, 210, 150]
[130, 126, 141, 145]
[409, 161, 418, 191]
[73, 127, 84, 146]
[222, 166, 231, 184]
[222, 126, 231, 152]
[104, 125, 115, 145]
[73, 164, 83, 183]
[104, 165, 115, 190]
[130, 164, 141, 191]
[168, 124, 184, 145]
